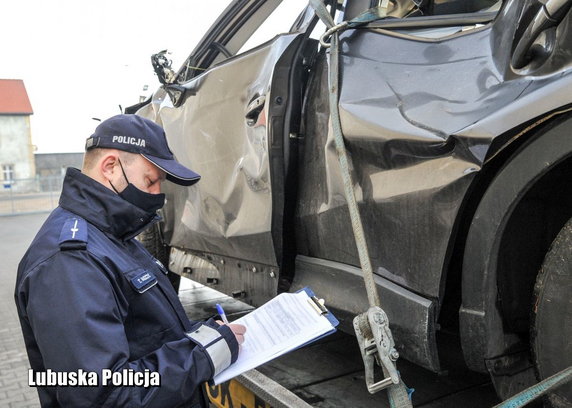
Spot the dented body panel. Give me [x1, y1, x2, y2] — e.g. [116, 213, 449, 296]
[139, 34, 302, 268]
[136, 0, 572, 376]
[297, 0, 572, 300]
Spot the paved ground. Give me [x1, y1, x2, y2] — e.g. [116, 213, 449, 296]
[0, 212, 49, 407]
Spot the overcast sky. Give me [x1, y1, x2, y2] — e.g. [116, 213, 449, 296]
[1, 0, 231, 153]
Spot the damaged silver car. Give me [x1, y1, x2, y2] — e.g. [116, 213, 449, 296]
[129, 0, 572, 405]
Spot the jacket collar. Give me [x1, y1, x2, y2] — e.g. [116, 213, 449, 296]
[59, 168, 159, 241]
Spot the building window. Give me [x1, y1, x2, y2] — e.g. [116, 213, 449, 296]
[2, 164, 14, 184]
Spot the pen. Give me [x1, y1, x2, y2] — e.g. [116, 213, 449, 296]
[216, 303, 230, 325]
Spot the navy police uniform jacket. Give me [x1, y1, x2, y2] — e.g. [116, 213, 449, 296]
[15, 168, 239, 407]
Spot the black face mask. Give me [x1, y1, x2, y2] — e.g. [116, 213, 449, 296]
[110, 159, 166, 214]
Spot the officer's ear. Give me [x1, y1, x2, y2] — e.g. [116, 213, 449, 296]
[99, 151, 121, 183]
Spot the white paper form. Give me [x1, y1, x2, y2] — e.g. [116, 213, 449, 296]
[213, 290, 335, 385]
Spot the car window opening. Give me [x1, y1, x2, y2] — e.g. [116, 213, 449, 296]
[339, 0, 502, 38]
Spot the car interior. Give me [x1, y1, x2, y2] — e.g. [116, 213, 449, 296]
[343, 0, 501, 20]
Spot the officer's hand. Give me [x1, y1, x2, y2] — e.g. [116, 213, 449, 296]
[216, 321, 246, 346]
[228, 323, 246, 346]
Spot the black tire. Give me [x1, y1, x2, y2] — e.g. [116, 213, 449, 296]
[532, 217, 572, 408]
[137, 223, 181, 292]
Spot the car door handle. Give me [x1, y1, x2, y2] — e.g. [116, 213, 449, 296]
[245, 95, 266, 127]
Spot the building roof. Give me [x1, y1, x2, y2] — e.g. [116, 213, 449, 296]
[0, 79, 33, 115]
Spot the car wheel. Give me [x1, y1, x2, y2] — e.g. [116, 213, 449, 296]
[137, 223, 181, 292]
[531, 217, 572, 408]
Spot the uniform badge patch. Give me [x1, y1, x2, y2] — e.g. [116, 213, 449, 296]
[59, 218, 88, 250]
[130, 270, 157, 293]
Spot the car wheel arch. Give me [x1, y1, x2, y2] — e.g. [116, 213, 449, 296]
[458, 111, 572, 374]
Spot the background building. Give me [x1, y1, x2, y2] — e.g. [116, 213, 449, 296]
[34, 152, 83, 191]
[34, 152, 84, 177]
[0, 79, 35, 191]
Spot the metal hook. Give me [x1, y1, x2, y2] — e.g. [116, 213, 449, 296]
[319, 21, 350, 48]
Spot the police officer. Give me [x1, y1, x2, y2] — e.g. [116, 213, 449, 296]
[15, 114, 246, 407]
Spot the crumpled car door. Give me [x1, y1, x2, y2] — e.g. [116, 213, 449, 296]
[137, 0, 315, 302]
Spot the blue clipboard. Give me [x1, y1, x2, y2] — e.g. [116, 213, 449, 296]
[211, 287, 341, 384]
[296, 287, 339, 346]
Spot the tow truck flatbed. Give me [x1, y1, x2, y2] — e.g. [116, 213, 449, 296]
[178, 280, 500, 408]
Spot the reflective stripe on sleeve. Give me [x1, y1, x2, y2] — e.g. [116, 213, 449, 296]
[186, 325, 221, 347]
[186, 325, 233, 376]
[206, 337, 232, 376]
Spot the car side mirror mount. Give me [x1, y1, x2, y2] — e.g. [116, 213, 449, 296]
[164, 83, 197, 107]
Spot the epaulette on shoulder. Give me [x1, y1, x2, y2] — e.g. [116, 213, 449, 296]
[59, 217, 88, 250]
